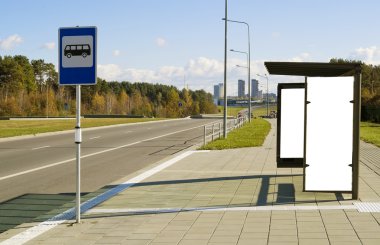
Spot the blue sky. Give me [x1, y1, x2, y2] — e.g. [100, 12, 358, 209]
[1, 0, 379, 94]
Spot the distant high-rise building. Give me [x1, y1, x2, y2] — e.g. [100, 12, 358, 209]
[251, 79, 259, 98]
[213, 83, 225, 105]
[238, 79, 245, 97]
[219, 83, 224, 98]
[214, 84, 220, 99]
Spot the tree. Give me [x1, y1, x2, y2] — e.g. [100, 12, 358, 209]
[117, 90, 129, 114]
[181, 88, 193, 116]
[0, 55, 220, 117]
[91, 92, 105, 114]
[330, 58, 380, 106]
[131, 89, 143, 115]
[31, 59, 46, 92]
[166, 88, 180, 118]
[14, 55, 36, 93]
[0, 56, 24, 102]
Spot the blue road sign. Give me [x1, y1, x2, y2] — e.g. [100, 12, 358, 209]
[59, 26, 97, 85]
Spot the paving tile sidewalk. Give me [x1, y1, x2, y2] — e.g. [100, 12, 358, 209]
[1, 119, 380, 245]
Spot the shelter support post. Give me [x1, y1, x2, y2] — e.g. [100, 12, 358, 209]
[352, 70, 361, 200]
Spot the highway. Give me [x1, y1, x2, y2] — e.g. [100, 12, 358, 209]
[0, 118, 219, 204]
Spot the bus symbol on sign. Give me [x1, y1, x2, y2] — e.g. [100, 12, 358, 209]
[64, 44, 91, 58]
[61, 35, 93, 68]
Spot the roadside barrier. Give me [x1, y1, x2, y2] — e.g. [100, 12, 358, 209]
[203, 115, 248, 146]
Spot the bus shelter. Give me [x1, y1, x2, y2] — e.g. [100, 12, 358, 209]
[265, 62, 361, 199]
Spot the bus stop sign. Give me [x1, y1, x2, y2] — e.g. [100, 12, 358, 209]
[59, 26, 97, 85]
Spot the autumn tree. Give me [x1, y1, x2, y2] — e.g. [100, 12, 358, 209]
[166, 88, 180, 118]
[0, 55, 219, 117]
[116, 90, 129, 114]
[91, 92, 106, 114]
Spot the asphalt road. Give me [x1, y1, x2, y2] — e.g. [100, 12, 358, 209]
[0, 118, 219, 204]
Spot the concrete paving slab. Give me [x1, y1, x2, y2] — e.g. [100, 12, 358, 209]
[1, 119, 380, 245]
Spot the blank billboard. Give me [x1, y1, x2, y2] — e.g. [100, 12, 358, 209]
[280, 88, 305, 158]
[304, 77, 354, 191]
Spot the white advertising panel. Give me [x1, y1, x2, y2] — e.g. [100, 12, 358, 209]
[280, 88, 305, 158]
[305, 77, 354, 191]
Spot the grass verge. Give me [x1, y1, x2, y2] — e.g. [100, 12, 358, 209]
[253, 105, 277, 117]
[361, 121, 380, 147]
[0, 118, 164, 138]
[199, 118, 271, 150]
[217, 106, 246, 117]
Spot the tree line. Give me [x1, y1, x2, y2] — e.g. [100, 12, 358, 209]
[330, 58, 380, 106]
[0, 55, 217, 117]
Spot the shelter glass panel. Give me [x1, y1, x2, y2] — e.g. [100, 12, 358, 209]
[305, 77, 354, 191]
[280, 88, 305, 158]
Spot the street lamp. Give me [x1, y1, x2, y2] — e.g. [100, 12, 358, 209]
[222, 18, 251, 122]
[256, 73, 269, 117]
[222, 0, 228, 138]
[230, 49, 249, 118]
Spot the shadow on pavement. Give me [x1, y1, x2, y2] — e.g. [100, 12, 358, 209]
[0, 193, 87, 234]
[83, 174, 353, 220]
[1, 175, 352, 231]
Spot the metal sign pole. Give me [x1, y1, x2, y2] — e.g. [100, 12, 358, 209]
[75, 85, 82, 223]
[59, 26, 96, 223]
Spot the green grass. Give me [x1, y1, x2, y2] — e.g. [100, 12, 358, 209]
[199, 118, 271, 150]
[0, 118, 163, 138]
[252, 105, 277, 117]
[216, 105, 277, 118]
[361, 121, 380, 147]
[217, 106, 246, 117]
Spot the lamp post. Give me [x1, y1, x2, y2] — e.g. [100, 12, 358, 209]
[222, 18, 251, 122]
[222, 0, 228, 138]
[230, 49, 249, 118]
[257, 74, 269, 117]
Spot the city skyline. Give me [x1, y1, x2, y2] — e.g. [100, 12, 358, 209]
[213, 79, 265, 99]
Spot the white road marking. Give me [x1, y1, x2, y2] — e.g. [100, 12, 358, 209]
[0, 141, 140, 182]
[0, 150, 198, 245]
[89, 136, 101, 140]
[32, 146, 50, 150]
[87, 204, 359, 214]
[125, 131, 133, 133]
[0, 123, 209, 182]
[354, 202, 380, 212]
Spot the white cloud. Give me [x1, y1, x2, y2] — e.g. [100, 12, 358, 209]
[124, 68, 159, 82]
[97, 64, 123, 81]
[290, 52, 310, 62]
[97, 57, 269, 95]
[98, 54, 307, 95]
[0, 34, 22, 50]
[155, 37, 167, 47]
[42, 42, 55, 50]
[349, 46, 380, 65]
[113, 50, 121, 56]
[186, 57, 223, 77]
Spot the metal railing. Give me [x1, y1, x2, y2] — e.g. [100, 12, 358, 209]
[203, 115, 248, 146]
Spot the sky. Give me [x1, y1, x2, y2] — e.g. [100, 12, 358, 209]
[1, 0, 380, 95]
